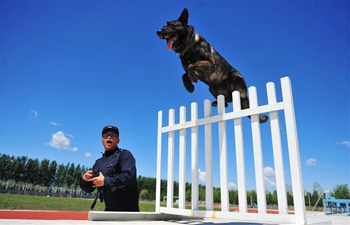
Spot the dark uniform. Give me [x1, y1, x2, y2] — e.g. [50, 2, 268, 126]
[80, 147, 139, 211]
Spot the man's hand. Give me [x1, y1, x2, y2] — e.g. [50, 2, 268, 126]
[82, 170, 105, 187]
[91, 172, 105, 187]
[82, 170, 94, 181]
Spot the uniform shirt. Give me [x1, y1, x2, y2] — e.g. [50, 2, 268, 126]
[80, 147, 139, 211]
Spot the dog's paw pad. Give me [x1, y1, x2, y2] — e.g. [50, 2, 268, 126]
[184, 84, 195, 93]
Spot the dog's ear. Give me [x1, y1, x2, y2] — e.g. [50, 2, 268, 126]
[178, 8, 189, 25]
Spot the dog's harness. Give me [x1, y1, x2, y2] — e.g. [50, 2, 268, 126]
[179, 33, 196, 55]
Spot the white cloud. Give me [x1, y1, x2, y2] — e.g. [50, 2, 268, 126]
[228, 182, 236, 190]
[337, 141, 350, 147]
[264, 176, 276, 188]
[84, 152, 91, 157]
[28, 108, 38, 120]
[49, 121, 60, 126]
[198, 168, 206, 182]
[306, 158, 317, 166]
[47, 131, 78, 151]
[263, 166, 275, 177]
[263, 166, 276, 188]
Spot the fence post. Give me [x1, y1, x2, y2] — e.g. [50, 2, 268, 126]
[204, 99, 213, 210]
[267, 82, 288, 215]
[281, 77, 306, 224]
[179, 106, 186, 209]
[191, 103, 199, 210]
[249, 86, 267, 213]
[155, 110, 162, 213]
[167, 109, 175, 208]
[233, 91, 247, 213]
[217, 95, 229, 211]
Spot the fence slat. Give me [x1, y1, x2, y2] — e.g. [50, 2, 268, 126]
[249, 86, 267, 213]
[204, 99, 213, 210]
[191, 103, 199, 210]
[267, 81, 288, 215]
[281, 77, 307, 224]
[233, 91, 247, 213]
[167, 109, 175, 208]
[217, 95, 229, 212]
[179, 106, 186, 209]
[155, 110, 163, 212]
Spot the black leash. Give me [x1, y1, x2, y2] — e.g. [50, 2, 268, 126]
[90, 187, 102, 210]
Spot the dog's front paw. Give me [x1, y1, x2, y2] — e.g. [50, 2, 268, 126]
[184, 83, 195, 93]
[182, 74, 195, 93]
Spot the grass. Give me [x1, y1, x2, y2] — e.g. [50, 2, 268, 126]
[0, 193, 323, 212]
[0, 193, 156, 212]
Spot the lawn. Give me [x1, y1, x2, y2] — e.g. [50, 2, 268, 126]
[0, 193, 156, 212]
[0, 193, 322, 212]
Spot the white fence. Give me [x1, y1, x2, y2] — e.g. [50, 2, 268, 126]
[155, 77, 307, 224]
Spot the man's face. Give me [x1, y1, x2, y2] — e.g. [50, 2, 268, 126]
[101, 131, 119, 151]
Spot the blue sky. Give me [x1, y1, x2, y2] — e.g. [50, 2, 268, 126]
[0, 0, 348, 194]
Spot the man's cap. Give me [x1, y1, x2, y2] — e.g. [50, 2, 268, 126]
[102, 125, 119, 136]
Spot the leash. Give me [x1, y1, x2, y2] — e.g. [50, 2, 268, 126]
[90, 187, 103, 210]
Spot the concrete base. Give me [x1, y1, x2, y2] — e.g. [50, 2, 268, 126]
[88, 211, 202, 221]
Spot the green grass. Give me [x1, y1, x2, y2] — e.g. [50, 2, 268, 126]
[0, 193, 322, 212]
[0, 193, 156, 212]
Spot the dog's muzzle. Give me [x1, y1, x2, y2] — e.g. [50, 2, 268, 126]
[157, 30, 177, 50]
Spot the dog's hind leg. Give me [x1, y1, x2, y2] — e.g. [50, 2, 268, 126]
[241, 95, 268, 123]
[209, 86, 228, 107]
[182, 73, 195, 93]
[228, 77, 268, 123]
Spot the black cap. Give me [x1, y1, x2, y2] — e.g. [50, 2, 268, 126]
[102, 125, 119, 136]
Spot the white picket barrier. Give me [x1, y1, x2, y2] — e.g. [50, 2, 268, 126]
[155, 76, 307, 224]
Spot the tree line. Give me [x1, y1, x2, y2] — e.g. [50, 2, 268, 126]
[0, 153, 348, 206]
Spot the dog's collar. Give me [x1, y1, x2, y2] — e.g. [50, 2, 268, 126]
[179, 33, 196, 56]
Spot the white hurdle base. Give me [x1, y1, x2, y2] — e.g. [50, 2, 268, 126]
[88, 211, 332, 225]
[88, 211, 202, 221]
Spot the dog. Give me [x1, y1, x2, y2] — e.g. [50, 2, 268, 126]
[156, 8, 268, 123]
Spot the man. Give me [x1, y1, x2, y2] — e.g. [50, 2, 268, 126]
[80, 125, 139, 211]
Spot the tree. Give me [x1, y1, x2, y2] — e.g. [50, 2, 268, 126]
[73, 164, 83, 187]
[56, 164, 66, 189]
[229, 189, 238, 205]
[140, 189, 149, 200]
[312, 182, 324, 195]
[287, 191, 294, 206]
[0, 154, 14, 181]
[66, 163, 75, 190]
[199, 184, 205, 201]
[311, 190, 320, 206]
[25, 158, 39, 184]
[266, 191, 273, 204]
[247, 190, 257, 205]
[38, 159, 50, 186]
[213, 187, 221, 203]
[13, 156, 27, 182]
[333, 184, 349, 199]
[46, 160, 58, 188]
[271, 190, 278, 205]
